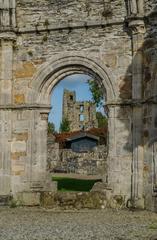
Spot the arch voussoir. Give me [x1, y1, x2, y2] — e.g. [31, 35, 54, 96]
[30, 52, 117, 105]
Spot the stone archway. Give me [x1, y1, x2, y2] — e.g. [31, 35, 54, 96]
[30, 53, 117, 105]
[27, 53, 117, 190]
[8, 52, 133, 206]
[25, 53, 132, 200]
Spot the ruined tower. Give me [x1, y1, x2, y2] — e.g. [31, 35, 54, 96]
[62, 89, 98, 131]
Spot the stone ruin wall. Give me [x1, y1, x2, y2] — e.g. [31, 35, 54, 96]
[140, 1, 157, 210]
[47, 133, 107, 176]
[1, 0, 157, 210]
[58, 146, 107, 176]
[63, 89, 98, 131]
[0, 0, 135, 203]
[14, 0, 132, 105]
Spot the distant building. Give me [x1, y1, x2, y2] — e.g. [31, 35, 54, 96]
[48, 130, 107, 175]
[65, 132, 99, 152]
[55, 127, 107, 149]
[62, 89, 98, 131]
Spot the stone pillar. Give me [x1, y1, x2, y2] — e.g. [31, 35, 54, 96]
[128, 0, 144, 16]
[30, 110, 56, 192]
[0, 0, 16, 29]
[128, 18, 145, 207]
[0, 33, 16, 197]
[0, 33, 16, 105]
[107, 104, 132, 200]
[0, 1, 16, 199]
[0, 110, 12, 196]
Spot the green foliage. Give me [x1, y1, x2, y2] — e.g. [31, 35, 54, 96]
[60, 118, 70, 133]
[48, 122, 55, 134]
[88, 79, 103, 108]
[42, 34, 48, 42]
[44, 19, 49, 26]
[9, 200, 17, 208]
[52, 176, 102, 192]
[27, 50, 33, 56]
[96, 112, 108, 128]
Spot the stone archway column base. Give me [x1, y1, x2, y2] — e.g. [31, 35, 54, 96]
[134, 198, 145, 209]
[14, 175, 58, 206]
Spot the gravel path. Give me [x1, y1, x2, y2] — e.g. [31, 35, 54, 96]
[0, 208, 157, 240]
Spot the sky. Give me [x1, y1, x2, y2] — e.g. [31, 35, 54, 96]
[48, 74, 93, 131]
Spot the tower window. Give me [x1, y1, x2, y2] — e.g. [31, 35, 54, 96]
[79, 125, 84, 130]
[79, 114, 84, 121]
[80, 105, 84, 112]
[70, 95, 73, 100]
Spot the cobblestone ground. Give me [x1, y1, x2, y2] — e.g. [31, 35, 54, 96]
[0, 208, 157, 240]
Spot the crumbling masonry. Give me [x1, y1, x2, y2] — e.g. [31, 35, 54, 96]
[0, 0, 157, 210]
[63, 89, 98, 131]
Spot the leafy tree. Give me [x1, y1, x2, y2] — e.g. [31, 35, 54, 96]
[88, 79, 104, 108]
[96, 112, 108, 128]
[60, 118, 70, 133]
[48, 122, 55, 134]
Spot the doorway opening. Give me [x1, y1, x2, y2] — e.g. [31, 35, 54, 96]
[47, 73, 108, 192]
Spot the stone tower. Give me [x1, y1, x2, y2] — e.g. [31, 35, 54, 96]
[62, 89, 98, 131]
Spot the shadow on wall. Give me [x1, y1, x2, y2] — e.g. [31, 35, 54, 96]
[117, 3, 157, 207]
[118, 5, 157, 150]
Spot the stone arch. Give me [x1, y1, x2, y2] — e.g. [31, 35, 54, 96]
[30, 52, 117, 105]
[27, 52, 129, 200]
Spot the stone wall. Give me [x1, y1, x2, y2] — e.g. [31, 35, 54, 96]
[11, 1, 133, 202]
[47, 134, 60, 170]
[63, 89, 98, 131]
[140, 1, 157, 211]
[1, 0, 156, 210]
[48, 140, 107, 176]
[13, 0, 131, 107]
[0, 0, 133, 203]
[16, 0, 127, 28]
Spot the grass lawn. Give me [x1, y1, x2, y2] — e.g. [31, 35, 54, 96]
[52, 176, 102, 192]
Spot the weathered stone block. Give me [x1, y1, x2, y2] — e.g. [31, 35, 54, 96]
[13, 132, 28, 141]
[11, 141, 26, 153]
[16, 192, 41, 206]
[14, 62, 36, 79]
[11, 152, 26, 160]
[14, 94, 25, 104]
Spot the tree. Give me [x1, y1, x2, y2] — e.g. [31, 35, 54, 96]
[48, 122, 55, 134]
[88, 79, 104, 108]
[96, 112, 108, 128]
[59, 118, 70, 133]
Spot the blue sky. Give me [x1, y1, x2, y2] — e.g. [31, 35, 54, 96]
[48, 74, 93, 131]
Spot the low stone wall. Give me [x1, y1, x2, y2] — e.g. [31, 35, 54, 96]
[47, 138, 60, 170]
[59, 146, 107, 175]
[14, 188, 126, 210]
[47, 137, 107, 176]
[40, 191, 125, 210]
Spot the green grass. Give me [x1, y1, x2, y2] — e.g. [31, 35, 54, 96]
[52, 176, 102, 192]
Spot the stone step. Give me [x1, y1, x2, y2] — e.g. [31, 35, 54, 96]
[30, 182, 44, 191]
